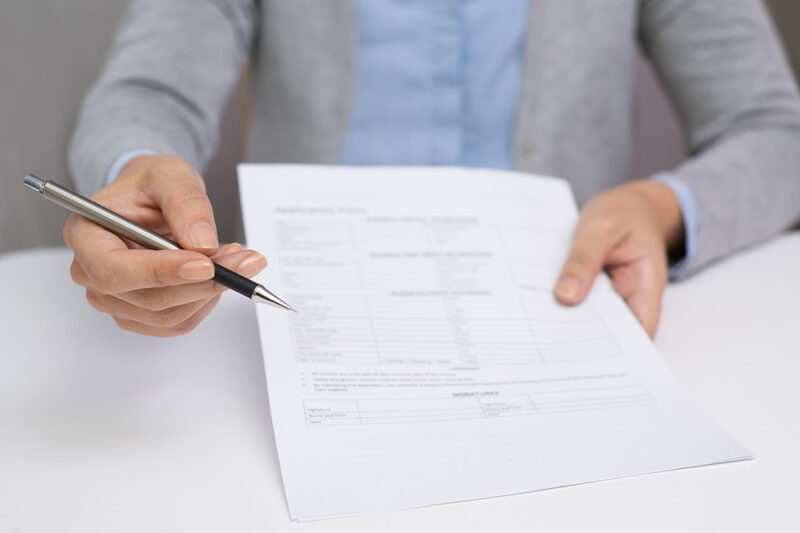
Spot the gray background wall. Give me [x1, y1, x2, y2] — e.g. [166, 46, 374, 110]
[0, 0, 797, 255]
[0, 0, 243, 254]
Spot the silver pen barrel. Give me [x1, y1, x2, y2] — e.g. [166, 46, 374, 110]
[24, 174, 179, 251]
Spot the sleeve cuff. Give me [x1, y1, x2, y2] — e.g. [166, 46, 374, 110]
[103, 149, 159, 187]
[652, 174, 699, 281]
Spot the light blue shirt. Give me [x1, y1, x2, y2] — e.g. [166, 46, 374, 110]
[106, 0, 698, 278]
[340, 0, 528, 169]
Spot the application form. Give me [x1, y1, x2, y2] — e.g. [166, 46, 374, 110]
[238, 165, 750, 521]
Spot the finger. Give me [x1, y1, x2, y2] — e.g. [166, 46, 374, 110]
[608, 256, 667, 338]
[70, 256, 91, 287]
[71, 242, 266, 307]
[555, 214, 621, 305]
[210, 242, 245, 259]
[67, 211, 177, 293]
[115, 248, 267, 310]
[87, 288, 214, 328]
[71, 223, 215, 294]
[69, 242, 245, 290]
[113, 295, 222, 337]
[141, 160, 218, 253]
[64, 209, 125, 255]
[62, 213, 78, 249]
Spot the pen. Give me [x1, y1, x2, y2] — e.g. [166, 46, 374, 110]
[23, 174, 294, 312]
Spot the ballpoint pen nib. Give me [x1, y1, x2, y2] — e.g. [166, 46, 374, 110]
[252, 284, 296, 312]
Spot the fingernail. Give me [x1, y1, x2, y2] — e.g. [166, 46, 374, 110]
[556, 275, 582, 303]
[188, 222, 218, 250]
[179, 259, 214, 281]
[212, 243, 243, 260]
[239, 253, 267, 276]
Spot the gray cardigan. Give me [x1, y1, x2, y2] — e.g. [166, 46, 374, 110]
[69, 0, 800, 276]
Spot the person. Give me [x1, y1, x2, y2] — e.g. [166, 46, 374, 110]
[65, 0, 800, 338]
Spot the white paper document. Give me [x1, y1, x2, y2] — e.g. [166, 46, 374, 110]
[238, 165, 750, 521]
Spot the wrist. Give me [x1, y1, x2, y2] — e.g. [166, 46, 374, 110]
[628, 179, 685, 254]
[120, 153, 162, 177]
[103, 149, 159, 189]
[116, 153, 194, 188]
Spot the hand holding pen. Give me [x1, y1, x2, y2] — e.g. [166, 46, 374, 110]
[30, 154, 292, 337]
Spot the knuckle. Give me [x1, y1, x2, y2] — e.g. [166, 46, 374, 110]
[86, 261, 116, 293]
[131, 288, 173, 311]
[172, 186, 208, 209]
[70, 260, 87, 286]
[192, 279, 222, 296]
[85, 289, 109, 313]
[151, 303, 197, 328]
[62, 222, 72, 248]
[568, 249, 595, 271]
[112, 316, 141, 335]
[171, 317, 201, 336]
[62, 214, 81, 248]
[170, 297, 218, 336]
[147, 263, 173, 288]
[591, 212, 618, 235]
[158, 327, 187, 338]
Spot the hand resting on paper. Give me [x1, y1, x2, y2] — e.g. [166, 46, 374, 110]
[62, 154, 267, 337]
[555, 180, 685, 339]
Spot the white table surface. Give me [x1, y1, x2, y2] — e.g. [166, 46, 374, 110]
[1, 234, 798, 533]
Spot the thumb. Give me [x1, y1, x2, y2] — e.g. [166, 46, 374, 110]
[555, 219, 618, 305]
[144, 160, 219, 254]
